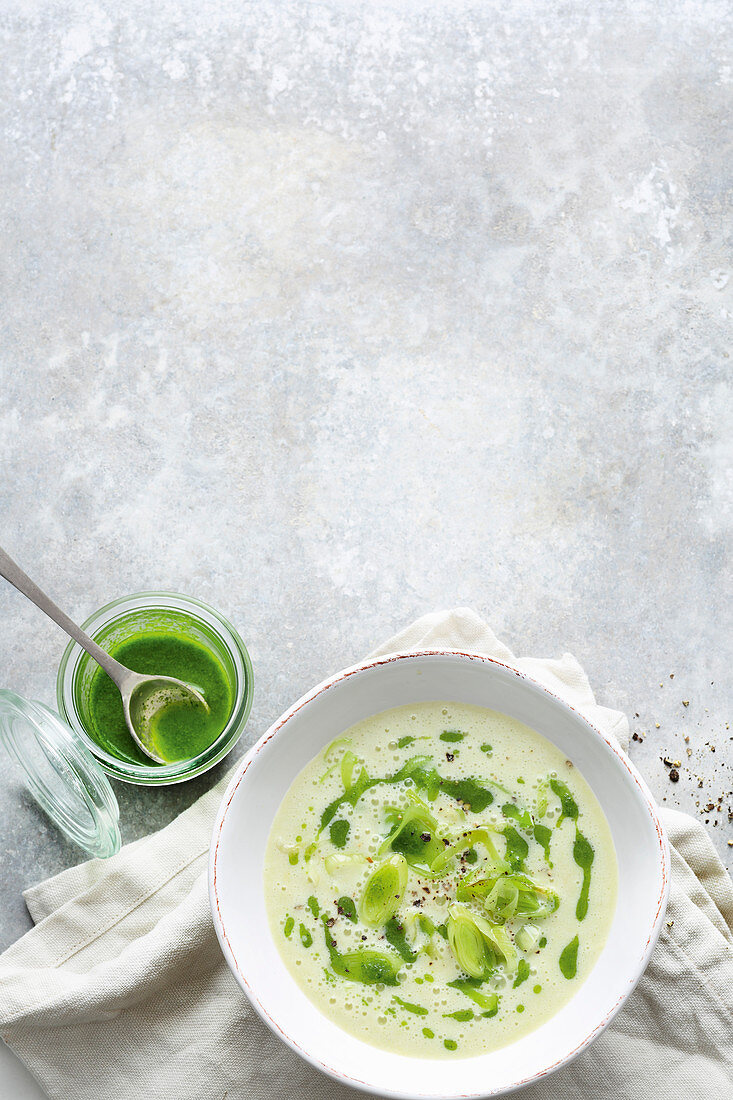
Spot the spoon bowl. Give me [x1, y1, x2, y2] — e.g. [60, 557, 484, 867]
[125, 674, 210, 763]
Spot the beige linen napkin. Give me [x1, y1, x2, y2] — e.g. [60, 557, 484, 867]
[1, 609, 731, 1099]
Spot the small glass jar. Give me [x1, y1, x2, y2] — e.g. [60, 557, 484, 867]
[57, 591, 253, 785]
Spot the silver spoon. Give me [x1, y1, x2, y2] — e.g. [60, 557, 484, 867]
[0, 545, 208, 764]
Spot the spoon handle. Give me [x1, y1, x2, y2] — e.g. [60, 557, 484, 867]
[0, 544, 131, 689]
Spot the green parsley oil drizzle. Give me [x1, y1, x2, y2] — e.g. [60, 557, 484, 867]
[559, 936, 579, 979]
[550, 778, 594, 920]
[321, 915, 401, 986]
[394, 996, 428, 1016]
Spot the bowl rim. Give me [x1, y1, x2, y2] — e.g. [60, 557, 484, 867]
[209, 649, 670, 1098]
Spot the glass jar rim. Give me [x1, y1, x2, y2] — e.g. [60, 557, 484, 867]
[56, 591, 253, 786]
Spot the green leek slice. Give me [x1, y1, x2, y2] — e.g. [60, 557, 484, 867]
[322, 736, 352, 764]
[459, 871, 559, 923]
[340, 749, 359, 790]
[446, 904, 518, 979]
[359, 854, 408, 926]
[317, 737, 351, 784]
[447, 905, 494, 979]
[430, 826, 505, 876]
[515, 923, 541, 952]
[535, 780, 549, 818]
[324, 852, 367, 878]
[483, 876, 521, 920]
[380, 792, 447, 874]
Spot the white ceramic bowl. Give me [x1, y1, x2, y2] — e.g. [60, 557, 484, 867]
[209, 651, 669, 1098]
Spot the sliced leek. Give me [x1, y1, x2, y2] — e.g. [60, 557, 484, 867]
[446, 903, 518, 979]
[379, 792, 447, 875]
[359, 854, 408, 926]
[458, 871, 559, 923]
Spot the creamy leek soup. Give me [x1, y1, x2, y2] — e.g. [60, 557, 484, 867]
[264, 702, 617, 1058]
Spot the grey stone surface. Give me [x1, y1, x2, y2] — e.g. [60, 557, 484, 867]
[0, 0, 730, 951]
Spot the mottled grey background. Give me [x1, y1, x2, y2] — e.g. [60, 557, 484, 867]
[0, 0, 731, 951]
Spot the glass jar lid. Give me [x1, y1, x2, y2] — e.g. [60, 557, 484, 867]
[0, 689, 121, 858]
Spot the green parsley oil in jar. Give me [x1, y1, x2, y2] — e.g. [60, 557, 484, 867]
[72, 604, 238, 767]
[87, 630, 233, 764]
